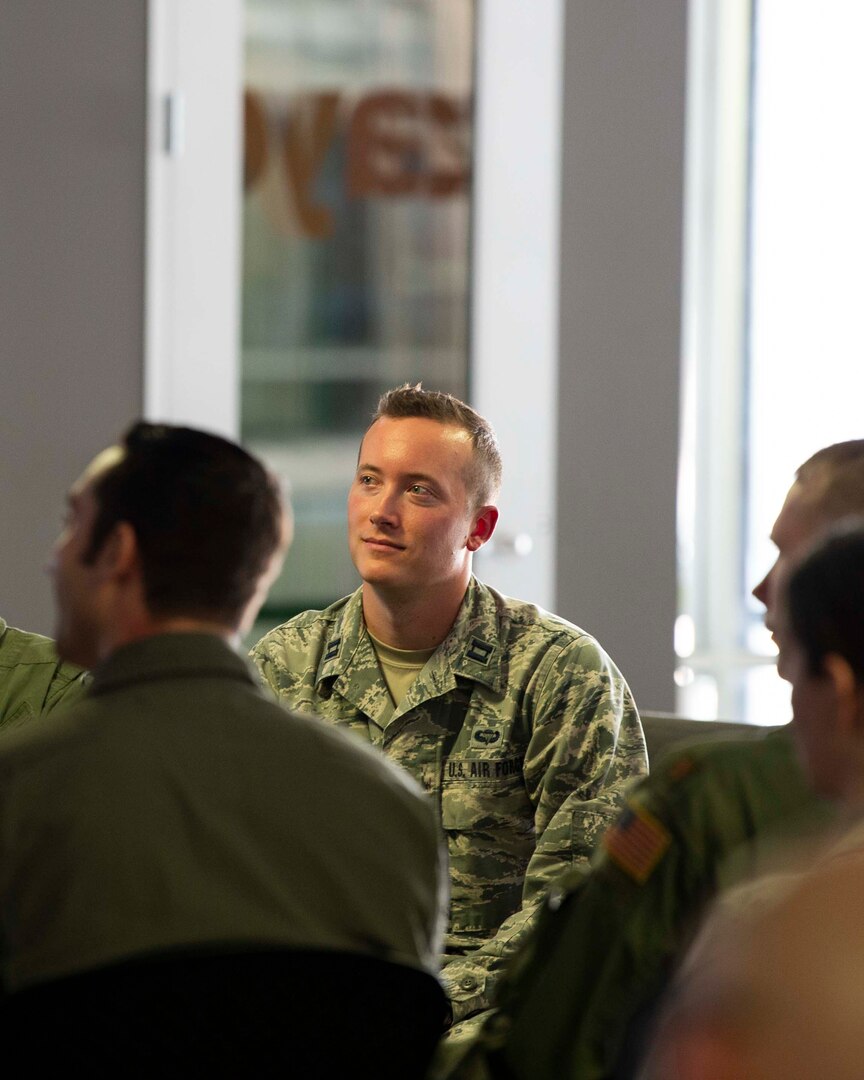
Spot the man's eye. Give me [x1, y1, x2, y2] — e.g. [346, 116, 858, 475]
[409, 484, 431, 496]
[358, 475, 375, 485]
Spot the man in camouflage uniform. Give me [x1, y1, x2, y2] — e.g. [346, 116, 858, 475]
[252, 385, 647, 1025]
[0, 617, 87, 730]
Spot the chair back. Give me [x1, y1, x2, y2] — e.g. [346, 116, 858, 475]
[0, 949, 448, 1078]
[640, 711, 780, 765]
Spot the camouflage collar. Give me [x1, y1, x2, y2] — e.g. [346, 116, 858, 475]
[315, 587, 372, 689]
[433, 578, 504, 694]
[315, 579, 504, 696]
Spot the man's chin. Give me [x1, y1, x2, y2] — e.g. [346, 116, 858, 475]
[55, 630, 94, 670]
[354, 553, 403, 581]
[360, 569, 406, 590]
[358, 564, 417, 595]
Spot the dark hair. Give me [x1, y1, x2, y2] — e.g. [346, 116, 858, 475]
[370, 384, 502, 506]
[787, 517, 864, 679]
[85, 422, 283, 625]
[796, 440, 864, 522]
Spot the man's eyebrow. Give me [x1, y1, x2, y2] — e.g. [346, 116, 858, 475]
[403, 472, 439, 487]
[355, 463, 440, 487]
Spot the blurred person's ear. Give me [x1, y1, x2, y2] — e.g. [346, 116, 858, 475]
[824, 654, 862, 738]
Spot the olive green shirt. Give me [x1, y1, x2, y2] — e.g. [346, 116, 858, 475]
[252, 578, 647, 1020]
[0, 618, 87, 730]
[0, 633, 446, 992]
[453, 727, 831, 1080]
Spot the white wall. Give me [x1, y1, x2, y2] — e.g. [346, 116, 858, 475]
[0, 1, 146, 635]
[555, 1, 688, 711]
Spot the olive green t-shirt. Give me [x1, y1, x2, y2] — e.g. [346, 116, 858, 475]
[368, 630, 435, 712]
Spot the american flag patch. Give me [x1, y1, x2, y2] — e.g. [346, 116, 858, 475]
[603, 804, 671, 884]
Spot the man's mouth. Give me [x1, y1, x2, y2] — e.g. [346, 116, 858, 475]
[764, 622, 781, 653]
[363, 537, 406, 551]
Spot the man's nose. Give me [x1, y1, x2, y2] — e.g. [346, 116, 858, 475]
[370, 486, 400, 527]
[752, 567, 771, 607]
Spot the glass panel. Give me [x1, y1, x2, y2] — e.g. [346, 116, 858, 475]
[680, 0, 864, 724]
[241, 0, 474, 633]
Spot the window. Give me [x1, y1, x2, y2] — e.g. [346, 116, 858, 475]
[241, 0, 474, 633]
[679, 0, 864, 722]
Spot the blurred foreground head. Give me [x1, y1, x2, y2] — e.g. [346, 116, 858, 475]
[772, 519, 864, 802]
[645, 851, 864, 1080]
[51, 422, 287, 668]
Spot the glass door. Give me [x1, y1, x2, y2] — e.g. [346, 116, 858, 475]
[242, 0, 475, 630]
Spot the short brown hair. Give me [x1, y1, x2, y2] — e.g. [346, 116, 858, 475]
[86, 423, 284, 626]
[796, 440, 864, 523]
[370, 384, 502, 505]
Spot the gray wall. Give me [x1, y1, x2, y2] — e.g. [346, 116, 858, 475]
[0, 0, 688, 711]
[0, 1, 146, 634]
[555, 2, 688, 711]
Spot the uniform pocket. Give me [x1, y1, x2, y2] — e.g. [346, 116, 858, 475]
[440, 761, 534, 934]
[1, 701, 34, 732]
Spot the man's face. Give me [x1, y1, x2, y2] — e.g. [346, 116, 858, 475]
[347, 416, 490, 595]
[49, 447, 123, 668]
[752, 479, 824, 643]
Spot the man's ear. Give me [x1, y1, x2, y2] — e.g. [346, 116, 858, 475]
[96, 521, 140, 582]
[467, 506, 499, 552]
[824, 653, 862, 737]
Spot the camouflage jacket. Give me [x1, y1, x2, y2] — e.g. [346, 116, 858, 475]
[0, 618, 88, 731]
[252, 578, 646, 1021]
[453, 727, 832, 1080]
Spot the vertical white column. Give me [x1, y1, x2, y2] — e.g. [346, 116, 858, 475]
[145, 0, 243, 438]
[471, 0, 564, 610]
